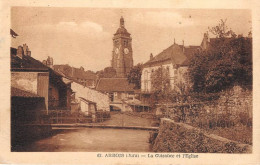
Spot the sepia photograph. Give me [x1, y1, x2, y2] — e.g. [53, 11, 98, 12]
[9, 7, 254, 154]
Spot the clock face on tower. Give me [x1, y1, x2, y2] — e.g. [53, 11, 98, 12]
[124, 48, 129, 54]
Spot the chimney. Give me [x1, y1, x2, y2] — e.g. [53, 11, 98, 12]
[17, 46, 24, 59]
[204, 32, 209, 41]
[27, 51, 31, 56]
[174, 38, 176, 44]
[42, 60, 47, 65]
[150, 53, 153, 60]
[182, 40, 184, 52]
[72, 67, 75, 77]
[201, 32, 209, 50]
[23, 44, 28, 56]
[47, 56, 53, 68]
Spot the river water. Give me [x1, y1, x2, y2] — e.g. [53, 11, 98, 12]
[17, 128, 152, 152]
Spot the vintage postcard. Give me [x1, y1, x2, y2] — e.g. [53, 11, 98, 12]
[0, 0, 260, 164]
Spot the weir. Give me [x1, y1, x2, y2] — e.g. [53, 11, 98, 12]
[23, 123, 159, 131]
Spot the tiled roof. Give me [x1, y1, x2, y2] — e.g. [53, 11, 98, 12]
[11, 87, 42, 98]
[143, 44, 200, 67]
[11, 51, 68, 88]
[53, 65, 97, 80]
[181, 46, 201, 66]
[11, 53, 49, 71]
[95, 78, 135, 92]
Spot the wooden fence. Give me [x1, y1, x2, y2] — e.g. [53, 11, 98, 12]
[17, 110, 111, 124]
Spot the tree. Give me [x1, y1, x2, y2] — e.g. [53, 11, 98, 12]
[97, 67, 116, 78]
[127, 63, 142, 89]
[188, 20, 252, 93]
[150, 67, 171, 102]
[208, 19, 236, 38]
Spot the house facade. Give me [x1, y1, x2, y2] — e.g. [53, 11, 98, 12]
[95, 78, 135, 102]
[11, 44, 72, 114]
[70, 81, 110, 113]
[141, 34, 209, 94]
[95, 78, 135, 111]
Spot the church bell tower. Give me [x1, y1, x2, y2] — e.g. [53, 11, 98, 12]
[111, 16, 133, 78]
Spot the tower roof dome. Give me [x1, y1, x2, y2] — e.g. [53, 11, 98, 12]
[114, 16, 130, 35]
[115, 27, 129, 35]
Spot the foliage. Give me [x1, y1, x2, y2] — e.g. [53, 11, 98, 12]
[208, 19, 236, 38]
[127, 63, 142, 89]
[188, 20, 252, 93]
[97, 67, 116, 78]
[150, 67, 171, 102]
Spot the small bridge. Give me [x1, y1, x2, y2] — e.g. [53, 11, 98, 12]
[110, 100, 151, 112]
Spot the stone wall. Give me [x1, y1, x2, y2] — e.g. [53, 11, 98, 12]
[210, 86, 252, 117]
[200, 86, 253, 129]
[162, 85, 252, 129]
[152, 118, 252, 153]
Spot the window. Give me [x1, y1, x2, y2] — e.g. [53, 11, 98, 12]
[144, 70, 148, 80]
[144, 81, 148, 92]
[124, 40, 128, 46]
[117, 59, 120, 68]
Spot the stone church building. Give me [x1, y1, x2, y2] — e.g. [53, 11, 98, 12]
[96, 17, 136, 111]
[141, 34, 210, 94]
[111, 16, 133, 78]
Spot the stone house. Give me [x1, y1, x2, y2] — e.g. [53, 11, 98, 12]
[96, 78, 135, 102]
[11, 44, 72, 114]
[95, 78, 135, 111]
[70, 81, 110, 113]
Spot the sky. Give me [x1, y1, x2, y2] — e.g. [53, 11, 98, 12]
[11, 7, 251, 72]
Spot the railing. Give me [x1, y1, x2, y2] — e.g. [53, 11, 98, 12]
[48, 99, 69, 110]
[12, 109, 111, 125]
[46, 110, 111, 124]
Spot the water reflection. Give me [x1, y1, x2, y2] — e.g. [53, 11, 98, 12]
[15, 128, 152, 152]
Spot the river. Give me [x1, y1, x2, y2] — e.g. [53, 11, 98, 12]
[15, 128, 152, 152]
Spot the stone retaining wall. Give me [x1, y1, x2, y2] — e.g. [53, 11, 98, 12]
[152, 118, 252, 153]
